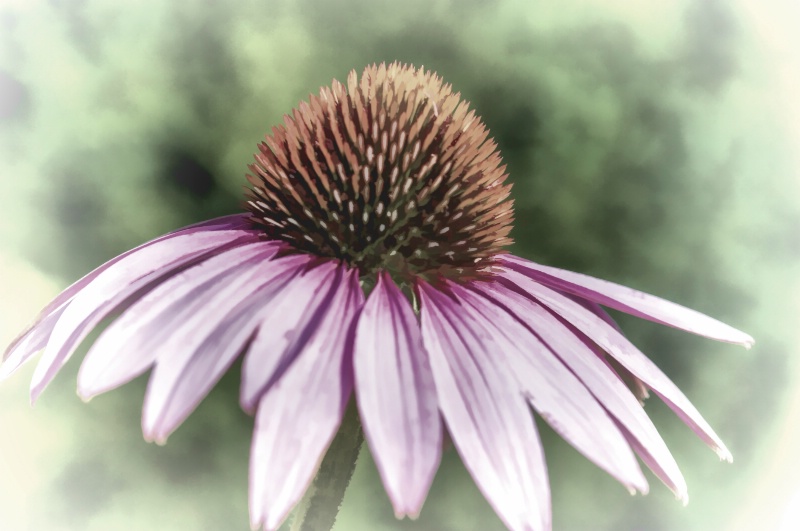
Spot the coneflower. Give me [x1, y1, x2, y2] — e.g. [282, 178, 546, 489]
[1, 62, 753, 531]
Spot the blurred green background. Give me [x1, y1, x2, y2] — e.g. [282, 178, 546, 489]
[1, 0, 798, 530]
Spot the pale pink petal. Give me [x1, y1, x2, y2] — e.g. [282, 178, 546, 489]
[30, 229, 256, 402]
[576, 299, 623, 330]
[418, 281, 550, 531]
[77, 241, 280, 400]
[499, 268, 733, 462]
[239, 261, 343, 413]
[452, 282, 648, 496]
[476, 280, 686, 500]
[174, 213, 254, 232]
[1, 214, 254, 371]
[142, 253, 313, 443]
[249, 268, 363, 531]
[500, 255, 754, 347]
[567, 300, 653, 402]
[0, 307, 65, 379]
[353, 271, 441, 518]
[619, 426, 688, 504]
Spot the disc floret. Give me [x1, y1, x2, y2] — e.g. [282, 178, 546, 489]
[245, 62, 514, 283]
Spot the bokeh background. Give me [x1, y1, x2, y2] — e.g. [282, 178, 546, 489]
[1, 0, 798, 530]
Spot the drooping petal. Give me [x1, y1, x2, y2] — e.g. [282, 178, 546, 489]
[500, 255, 754, 347]
[620, 427, 689, 504]
[498, 268, 733, 462]
[239, 261, 343, 413]
[1, 215, 254, 373]
[418, 281, 550, 531]
[29, 228, 257, 402]
[141, 253, 313, 444]
[475, 280, 686, 500]
[249, 267, 363, 531]
[452, 281, 648, 496]
[0, 307, 66, 379]
[572, 300, 652, 403]
[353, 271, 441, 518]
[77, 241, 280, 399]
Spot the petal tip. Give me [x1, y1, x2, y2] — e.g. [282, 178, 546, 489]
[76, 388, 93, 403]
[626, 479, 650, 497]
[388, 493, 426, 521]
[264, 512, 285, 531]
[239, 394, 258, 416]
[624, 470, 650, 497]
[393, 508, 422, 521]
[76, 373, 101, 401]
[0, 363, 15, 381]
[728, 329, 755, 349]
[678, 490, 690, 506]
[142, 418, 169, 446]
[141, 427, 168, 446]
[29, 384, 44, 405]
[712, 440, 733, 463]
[248, 500, 263, 531]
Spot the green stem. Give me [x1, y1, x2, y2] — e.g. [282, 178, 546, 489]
[290, 400, 363, 531]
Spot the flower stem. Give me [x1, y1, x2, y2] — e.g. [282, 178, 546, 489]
[290, 400, 363, 531]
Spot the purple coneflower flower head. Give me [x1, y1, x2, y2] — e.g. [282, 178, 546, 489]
[2, 63, 754, 531]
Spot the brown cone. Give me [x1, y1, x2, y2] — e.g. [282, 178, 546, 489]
[246, 62, 514, 282]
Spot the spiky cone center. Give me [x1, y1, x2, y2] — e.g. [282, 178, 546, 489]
[245, 62, 514, 284]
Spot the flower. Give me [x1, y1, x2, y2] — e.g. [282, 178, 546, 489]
[1, 63, 753, 531]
